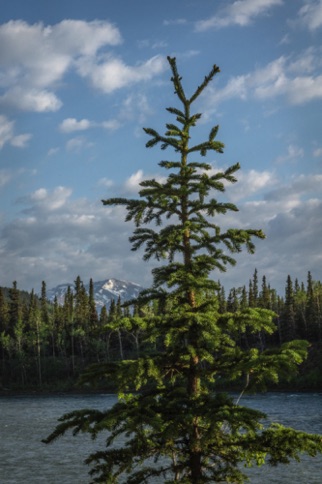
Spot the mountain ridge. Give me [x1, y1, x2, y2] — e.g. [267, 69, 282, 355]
[47, 278, 144, 310]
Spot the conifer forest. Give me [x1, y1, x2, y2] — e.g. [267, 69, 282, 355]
[1, 270, 322, 392]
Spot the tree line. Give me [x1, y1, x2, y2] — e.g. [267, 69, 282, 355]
[0, 268, 321, 391]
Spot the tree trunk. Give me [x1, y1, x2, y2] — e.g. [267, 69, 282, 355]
[117, 330, 124, 360]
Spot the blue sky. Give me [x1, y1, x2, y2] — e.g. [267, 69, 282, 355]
[1, 0, 322, 294]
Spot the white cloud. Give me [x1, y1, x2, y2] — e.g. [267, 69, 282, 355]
[279, 33, 290, 45]
[218, 171, 322, 292]
[205, 50, 322, 109]
[254, 59, 322, 104]
[1, 167, 322, 295]
[76, 55, 167, 93]
[228, 169, 276, 201]
[47, 147, 60, 156]
[124, 169, 145, 192]
[313, 147, 322, 157]
[264, 174, 322, 205]
[98, 177, 114, 188]
[221, 196, 322, 293]
[0, 114, 31, 149]
[292, 173, 322, 193]
[60, 117, 122, 133]
[10, 133, 32, 148]
[0, 169, 11, 187]
[298, 0, 322, 31]
[0, 187, 146, 291]
[66, 136, 93, 152]
[59, 118, 92, 133]
[0, 114, 14, 148]
[163, 18, 187, 26]
[0, 19, 122, 88]
[31, 188, 47, 200]
[263, 198, 322, 276]
[287, 75, 322, 104]
[102, 119, 121, 131]
[275, 144, 304, 164]
[123, 169, 168, 194]
[287, 47, 318, 74]
[151, 41, 168, 50]
[1, 86, 62, 112]
[195, 0, 283, 31]
[118, 93, 153, 124]
[27, 186, 73, 211]
[207, 75, 249, 105]
[0, 19, 165, 114]
[51, 19, 122, 55]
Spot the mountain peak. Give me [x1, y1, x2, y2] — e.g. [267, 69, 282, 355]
[47, 278, 144, 310]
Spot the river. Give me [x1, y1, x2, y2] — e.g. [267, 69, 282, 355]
[0, 392, 321, 483]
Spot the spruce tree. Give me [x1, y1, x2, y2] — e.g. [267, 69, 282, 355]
[27, 289, 43, 386]
[281, 275, 296, 342]
[306, 271, 322, 341]
[44, 57, 322, 483]
[89, 278, 99, 329]
[0, 288, 9, 363]
[40, 281, 50, 328]
[259, 275, 271, 309]
[8, 281, 22, 337]
[252, 268, 259, 306]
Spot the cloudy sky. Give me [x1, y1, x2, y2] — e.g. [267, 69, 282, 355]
[1, 0, 322, 295]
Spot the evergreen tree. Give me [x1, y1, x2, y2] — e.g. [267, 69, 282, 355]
[0, 287, 10, 383]
[107, 296, 125, 360]
[63, 286, 75, 372]
[281, 275, 296, 342]
[0, 288, 9, 358]
[306, 271, 319, 340]
[89, 278, 99, 329]
[52, 295, 65, 357]
[217, 284, 226, 313]
[40, 280, 55, 359]
[99, 306, 108, 326]
[27, 289, 44, 386]
[248, 279, 255, 308]
[0, 287, 9, 334]
[226, 287, 239, 312]
[9, 282, 27, 386]
[259, 275, 271, 309]
[40, 281, 49, 327]
[8, 281, 23, 337]
[269, 287, 278, 314]
[305, 273, 322, 342]
[98, 305, 110, 360]
[293, 282, 308, 339]
[108, 299, 116, 322]
[73, 276, 90, 360]
[252, 268, 259, 306]
[240, 285, 248, 311]
[44, 57, 322, 483]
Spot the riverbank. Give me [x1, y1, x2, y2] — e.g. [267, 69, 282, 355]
[1, 383, 320, 397]
[1, 342, 321, 396]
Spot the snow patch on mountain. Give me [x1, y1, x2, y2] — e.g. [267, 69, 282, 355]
[47, 278, 144, 310]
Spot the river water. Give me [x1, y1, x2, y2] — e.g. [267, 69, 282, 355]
[0, 392, 321, 483]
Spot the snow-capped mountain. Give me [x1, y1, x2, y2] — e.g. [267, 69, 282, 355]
[47, 278, 144, 311]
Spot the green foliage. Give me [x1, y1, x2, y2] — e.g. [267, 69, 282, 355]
[1, 273, 322, 391]
[26, 57, 322, 482]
